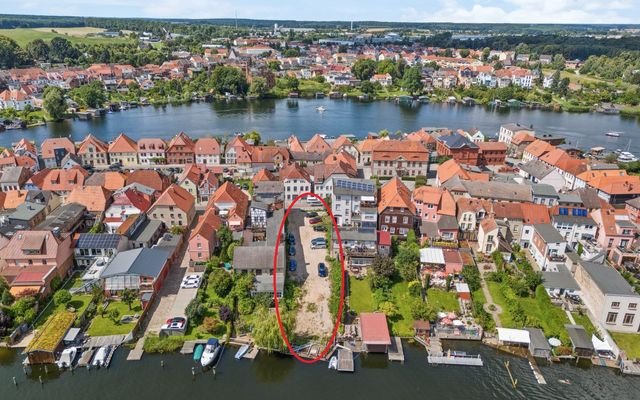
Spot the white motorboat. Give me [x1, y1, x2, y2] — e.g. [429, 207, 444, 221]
[56, 347, 78, 369]
[316, 106, 326, 112]
[605, 131, 622, 137]
[234, 344, 250, 360]
[91, 346, 108, 368]
[201, 338, 221, 367]
[328, 356, 338, 370]
[618, 151, 638, 163]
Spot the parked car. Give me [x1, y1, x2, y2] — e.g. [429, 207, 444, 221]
[305, 211, 319, 218]
[289, 260, 297, 272]
[308, 217, 322, 224]
[288, 233, 295, 245]
[318, 262, 328, 277]
[313, 225, 327, 232]
[166, 317, 186, 325]
[288, 246, 296, 256]
[311, 238, 327, 249]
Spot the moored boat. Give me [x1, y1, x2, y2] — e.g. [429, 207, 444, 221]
[201, 338, 220, 367]
[56, 347, 78, 369]
[235, 344, 250, 360]
[328, 356, 338, 370]
[605, 131, 622, 137]
[91, 346, 108, 368]
[193, 344, 204, 361]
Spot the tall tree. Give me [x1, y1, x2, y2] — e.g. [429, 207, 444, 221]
[72, 80, 106, 108]
[352, 59, 377, 81]
[0, 35, 24, 68]
[120, 288, 137, 310]
[402, 66, 423, 95]
[43, 86, 66, 121]
[49, 37, 79, 62]
[26, 39, 50, 61]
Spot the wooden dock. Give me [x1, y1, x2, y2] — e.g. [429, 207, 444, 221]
[77, 348, 95, 368]
[244, 347, 259, 360]
[127, 337, 146, 361]
[424, 337, 483, 366]
[180, 339, 208, 355]
[527, 355, 547, 384]
[388, 337, 405, 362]
[337, 348, 355, 372]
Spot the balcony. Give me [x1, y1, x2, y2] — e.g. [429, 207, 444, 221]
[345, 247, 378, 258]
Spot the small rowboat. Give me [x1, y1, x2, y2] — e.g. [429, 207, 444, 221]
[193, 344, 204, 361]
[234, 344, 250, 360]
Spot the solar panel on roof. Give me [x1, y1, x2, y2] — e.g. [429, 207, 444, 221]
[76, 233, 122, 249]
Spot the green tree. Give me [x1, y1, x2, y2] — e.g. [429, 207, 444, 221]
[371, 255, 395, 278]
[378, 301, 399, 318]
[120, 288, 137, 310]
[395, 241, 420, 281]
[244, 130, 262, 145]
[49, 37, 79, 62]
[459, 49, 470, 58]
[577, 242, 584, 256]
[283, 48, 301, 57]
[72, 80, 106, 108]
[108, 308, 121, 324]
[185, 297, 206, 325]
[402, 66, 423, 95]
[210, 66, 248, 95]
[411, 300, 436, 320]
[0, 35, 25, 68]
[209, 269, 234, 298]
[267, 60, 280, 71]
[1, 289, 14, 306]
[461, 265, 481, 292]
[360, 81, 376, 94]
[352, 59, 377, 81]
[252, 306, 291, 352]
[43, 86, 67, 121]
[53, 290, 72, 306]
[26, 39, 50, 61]
[249, 77, 268, 98]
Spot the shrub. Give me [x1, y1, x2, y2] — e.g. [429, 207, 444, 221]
[238, 297, 255, 315]
[219, 305, 233, 322]
[54, 290, 72, 306]
[202, 317, 223, 334]
[185, 298, 206, 325]
[209, 269, 233, 298]
[408, 280, 422, 297]
[411, 300, 436, 320]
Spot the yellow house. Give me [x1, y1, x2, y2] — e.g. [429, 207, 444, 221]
[108, 133, 138, 166]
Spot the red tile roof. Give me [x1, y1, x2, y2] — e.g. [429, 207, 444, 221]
[108, 133, 138, 153]
[379, 177, 415, 214]
[152, 184, 195, 214]
[359, 313, 391, 345]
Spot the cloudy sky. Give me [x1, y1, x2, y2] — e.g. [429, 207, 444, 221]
[3, 0, 638, 24]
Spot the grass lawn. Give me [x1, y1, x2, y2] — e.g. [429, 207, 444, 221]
[426, 289, 459, 312]
[572, 312, 598, 337]
[348, 276, 374, 313]
[86, 300, 142, 337]
[610, 332, 640, 360]
[389, 282, 414, 337]
[0, 28, 130, 46]
[34, 276, 93, 328]
[487, 282, 571, 343]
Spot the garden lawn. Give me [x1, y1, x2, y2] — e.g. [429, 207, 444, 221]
[572, 312, 598, 337]
[0, 28, 130, 46]
[610, 332, 640, 360]
[390, 282, 414, 337]
[86, 300, 142, 337]
[33, 276, 92, 327]
[348, 276, 374, 314]
[487, 282, 571, 343]
[426, 289, 459, 312]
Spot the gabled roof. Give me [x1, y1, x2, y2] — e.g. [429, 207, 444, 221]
[250, 146, 290, 164]
[40, 137, 76, 159]
[331, 135, 355, 150]
[279, 163, 311, 182]
[588, 175, 640, 196]
[372, 140, 429, 161]
[252, 168, 276, 184]
[178, 164, 202, 185]
[77, 134, 109, 155]
[110, 188, 153, 212]
[359, 313, 391, 345]
[40, 167, 89, 192]
[190, 208, 223, 241]
[437, 133, 479, 149]
[305, 134, 331, 153]
[194, 137, 221, 155]
[108, 133, 138, 153]
[85, 171, 127, 191]
[406, 128, 437, 145]
[126, 170, 170, 193]
[379, 178, 415, 214]
[167, 131, 195, 152]
[152, 184, 195, 214]
[524, 139, 554, 158]
[66, 186, 112, 213]
[287, 135, 305, 152]
[438, 159, 470, 184]
[208, 181, 249, 209]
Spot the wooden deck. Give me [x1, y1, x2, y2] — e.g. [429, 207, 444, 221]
[179, 339, 208, 355]
[244, 347, 259, 360]
[337, 348, 355, 372]
[127, 337, 146, 361]
[77, 348, 95, 368]
[388, 337, 405, 362]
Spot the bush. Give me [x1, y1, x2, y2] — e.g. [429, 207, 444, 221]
[202, 317, 223, 334]
[54, 290, 72, 306]
[143, 336, 185, 353]
[408, 280, 422, 297]
[185, 298, 206, 325]
[410, 300, 436, 321]
[219, 305, 233, 322]
[238, 297, 255, 315]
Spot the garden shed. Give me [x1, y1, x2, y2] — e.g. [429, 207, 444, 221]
[25, 311, 75, 365]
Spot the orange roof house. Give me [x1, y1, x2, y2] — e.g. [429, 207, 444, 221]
[523, 139, 555, 160]
[207, 182, 249, 230]
[225, 136, 253, 166]
[108, 133, 138, 166]
[166, 131, 196, 164]
[40, 138, 76, 168]
[39, 167, 90, 195]
[287, 135, 306, 152]
[305, 134, 332, 153]
[250, 146, 290, 169]
[126, 170, 170, 195]
[0, 190, 29, 210]
[77, 134, 110, 167]
[194, 137, 221, 165]
[378, 178, 416, 237]
[188, 208, 224, 264]
[85, 171, 127, 191]
[252, 168, 276, 184]
[147, 184, 196, 227]
[66, 186, 112, 214]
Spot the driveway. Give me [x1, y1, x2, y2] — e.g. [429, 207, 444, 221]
[142, 242, 200, 335]
[287, 209, 333, 338]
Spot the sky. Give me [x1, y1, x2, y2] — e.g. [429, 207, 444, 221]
[2, 0, 639, 24]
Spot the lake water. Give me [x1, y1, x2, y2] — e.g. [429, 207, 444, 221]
[1, 341, 639, 400]
[1, 99, 640, 153]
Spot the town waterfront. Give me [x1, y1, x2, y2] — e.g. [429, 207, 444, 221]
[2, 99, 640, 153]
[1, 341, 639, 400]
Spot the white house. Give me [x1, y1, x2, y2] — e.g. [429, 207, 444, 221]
[574, 261, 640, 333]
[552, 215, 598, 248]
[331, 178, 377, 229]
[498, 123, 534, 146]
[529, 224, 567, 271]
[0, 89, 33, 110]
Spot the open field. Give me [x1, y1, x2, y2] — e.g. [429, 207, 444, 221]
[0, 28, 130, 46]
[610, 332, 640, 360]
[33, 27, 107, 36]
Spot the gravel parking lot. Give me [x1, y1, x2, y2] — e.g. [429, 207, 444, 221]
[287, 209, 333, 338]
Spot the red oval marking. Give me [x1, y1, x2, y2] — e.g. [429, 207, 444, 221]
[273, 191, 345, 364]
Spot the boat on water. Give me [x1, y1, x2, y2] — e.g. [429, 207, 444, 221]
[328, 356, 338, 370]
[617, 151, 638, 163]
[605, 131, 622, 137]
[193, 344, 204, 361]
[91, 346, 109, 368]
[316, 106, 326, 112]
[201, 338, 221, 367]
[234, 344, 250, 360]
[56, 347, 78, 369]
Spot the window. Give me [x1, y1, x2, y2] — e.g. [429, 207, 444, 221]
[623, 314, 635, 326]
[392, 216, 397, 223]
[197, 242, 201, 248]
[385, 216, 390, 223]
[630, 303, 637, 310]
[611, 302, 620, 309]
[606, 312, 618, 324]
[403, 217, 408, 224]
